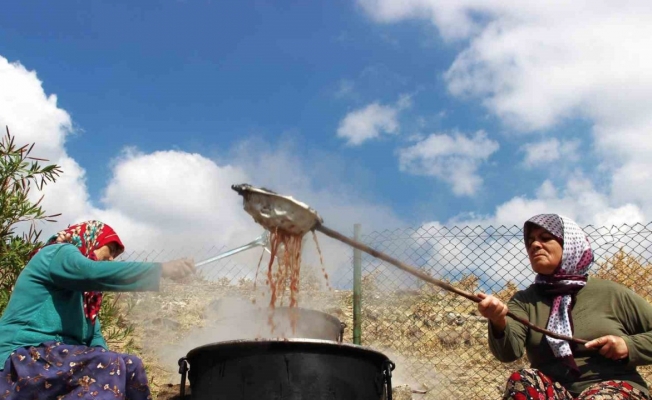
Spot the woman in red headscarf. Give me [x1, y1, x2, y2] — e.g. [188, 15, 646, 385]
[0, 220, 194, 399]
[477, 214, 652, 400]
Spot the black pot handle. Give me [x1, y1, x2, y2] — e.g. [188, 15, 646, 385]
[383, 360, 395, 400]
[178, 357, 189, 398]
[339, 322, 347, 342]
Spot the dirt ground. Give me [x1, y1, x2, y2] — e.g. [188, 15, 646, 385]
[156, 384, 189, 400]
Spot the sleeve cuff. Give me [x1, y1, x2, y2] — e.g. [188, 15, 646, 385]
[622, 336, 639, 366]
[488, 320, 510, 343]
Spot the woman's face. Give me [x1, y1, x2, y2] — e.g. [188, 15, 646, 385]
[526, 226, 563, 275]
[93, 242, 123, 261]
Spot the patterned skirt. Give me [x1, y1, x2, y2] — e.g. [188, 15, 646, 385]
[504, 368, 650, 400]
[0, 341, 151, 399]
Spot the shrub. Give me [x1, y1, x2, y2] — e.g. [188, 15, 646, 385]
[0, 127, 61, 314]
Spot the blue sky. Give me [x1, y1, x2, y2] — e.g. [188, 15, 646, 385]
[3, 1, 507, 218]
[1, 0, 651, 262]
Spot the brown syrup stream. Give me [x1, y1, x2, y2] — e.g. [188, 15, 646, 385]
[250, 230, 330, 338]
[261, 229, 303, 335]
[311, 231, 332, 291]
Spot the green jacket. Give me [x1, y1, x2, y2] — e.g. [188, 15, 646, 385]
[0, 244, 161, 369]
[489, 277, 652, 396]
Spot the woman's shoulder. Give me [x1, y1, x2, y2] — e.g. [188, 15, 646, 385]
[586, 277, 629, 291]
[13, 245, 78, 285]
[26, 244, 68, 265]
[508, 278, 624, 298]
[583, 277, 652, 312]
[580, 277, 645, 305]
[28, 244, 82, 268]
[34, 243, 77, 256]
[510, 284, 542, 303]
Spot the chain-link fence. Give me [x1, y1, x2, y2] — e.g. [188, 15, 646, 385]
[118, 222, 652, 399]
[353, 222, 652, 399]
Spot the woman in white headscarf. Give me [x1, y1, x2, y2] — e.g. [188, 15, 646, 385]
[477, 214, 652, 399]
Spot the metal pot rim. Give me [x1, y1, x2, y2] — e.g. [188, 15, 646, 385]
[186, 338, 389, 363]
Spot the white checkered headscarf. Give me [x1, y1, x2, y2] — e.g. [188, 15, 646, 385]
[525, 214, 593, 362]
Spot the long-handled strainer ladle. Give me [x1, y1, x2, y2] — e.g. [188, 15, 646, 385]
[196, 231, 271, 268]
[231, 183, 588, 345]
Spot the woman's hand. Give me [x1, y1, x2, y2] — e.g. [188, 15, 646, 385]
[585, 335, 629, 360]
[161, 258, 195, 281]
[477, 293, 508, 332]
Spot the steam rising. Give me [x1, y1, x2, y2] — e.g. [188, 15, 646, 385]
[157, 297, 343, 375]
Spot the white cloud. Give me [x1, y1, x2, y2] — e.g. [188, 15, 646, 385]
[0, 56, 92, 226]
[398, 130, 498, 196]
[0, 55, 407, 288]
[100, 148, 253, 249]
[336, 95, 412, 145]
[434, 174, 645, 245]
[358, 0, 652, 223]
[485, 176, 645, 228]
[0, 55, 253, 254]
[358, 0, 482, 41]
[358, 1, 652, 133]
[0, 57, 72, 162]
[39, 156, 93, 221]
[521, 138, 579, 167]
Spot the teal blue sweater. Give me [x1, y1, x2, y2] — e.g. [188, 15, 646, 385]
[0, 244, 161, 369]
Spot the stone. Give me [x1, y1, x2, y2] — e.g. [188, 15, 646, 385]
[392, 384, 413, 400]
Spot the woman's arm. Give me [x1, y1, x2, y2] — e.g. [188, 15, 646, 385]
[47, 245, 162, 292]
[486, 292, 530, 362]
[617, 286, 652, 367]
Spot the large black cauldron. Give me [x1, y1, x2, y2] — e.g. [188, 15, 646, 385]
[179, 339, 395, 400]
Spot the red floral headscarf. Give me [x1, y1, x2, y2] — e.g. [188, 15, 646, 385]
[44, 220, 125, 324]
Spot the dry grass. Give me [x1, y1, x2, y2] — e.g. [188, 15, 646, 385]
[592, 249, 652, 384]
[593, 249, 652, 302]
[115, 250, 652, 400]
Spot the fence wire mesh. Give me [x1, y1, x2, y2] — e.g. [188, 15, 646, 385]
[117, 222, 652, 399]
[353, 222, 652, 399]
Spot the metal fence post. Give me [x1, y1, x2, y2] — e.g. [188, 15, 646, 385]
[353, 223, 362, 345]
